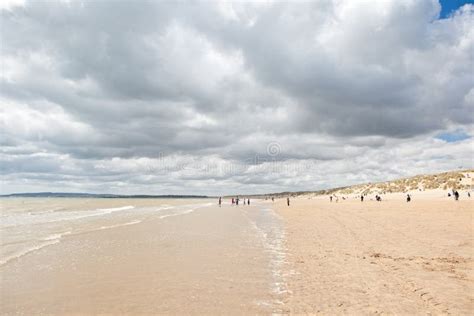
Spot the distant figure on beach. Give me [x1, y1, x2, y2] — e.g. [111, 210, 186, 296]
[468, 192, 471, 198]
[287, 197, 290, 206]
[236, 197, 239, 205]
[376, 195, 382, 202]
[330, 196, 333, 202]
[247, 199, 250, 205]
[272, 197, 274, 202]
[232, 198, 235, 205]
[360, 196, 364, 202]
[218, 197, 222, 207]
[406, 194, 411, 202]
[454, 191, 459, 201]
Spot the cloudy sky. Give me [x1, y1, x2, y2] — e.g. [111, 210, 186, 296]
[1, 0, 473, 195]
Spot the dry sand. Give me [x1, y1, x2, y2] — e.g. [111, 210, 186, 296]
[275, 194, 473, 315]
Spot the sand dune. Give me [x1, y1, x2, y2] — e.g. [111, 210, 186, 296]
[313, 170, 474, 197]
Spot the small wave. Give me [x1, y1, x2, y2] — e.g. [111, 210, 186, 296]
[0, 240, 60, 266]
[41, 231, 72, 241]
[157, 202, 211, 220]
[0, 230, 73, 266]
[96, 205, 135, 213]
[99, 220, 142, 230]
[156, 205, 175, 211]
[1, 205, 136, 228]
[28, 207, 66, 215]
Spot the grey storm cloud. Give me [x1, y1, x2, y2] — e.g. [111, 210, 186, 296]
[1, 0, 473, 195]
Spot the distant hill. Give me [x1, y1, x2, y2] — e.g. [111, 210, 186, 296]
[0, 192, 209, 199]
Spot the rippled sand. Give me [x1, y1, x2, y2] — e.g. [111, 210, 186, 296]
[0, 198, 286, 314]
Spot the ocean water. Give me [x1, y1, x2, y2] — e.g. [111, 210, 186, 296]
[0, 198, 212, 266]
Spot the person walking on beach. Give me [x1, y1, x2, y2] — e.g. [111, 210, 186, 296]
[232, 198, 235, 205]
[360, 195, 364, 202]
[287, 197, 290, 206]
[247, 198, 250, 205]
[406, 194, 411, 202]
[218, 197, 222, 207]
[454, 191, 459, 201]
[330, 196, 333, 202]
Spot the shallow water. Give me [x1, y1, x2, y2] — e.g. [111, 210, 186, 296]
[0, 198, 286, 314]
[0, 198, 211, 266]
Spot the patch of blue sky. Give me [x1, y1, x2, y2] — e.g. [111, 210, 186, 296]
[438, 0, 473, 18]
[435, 130, 471, 142]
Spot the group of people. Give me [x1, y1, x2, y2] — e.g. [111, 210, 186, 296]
[218, 196, 291, 206]
[329, 190, 471, 203]
[217, 197, 251, 206]
[447, 190, 471, 201]
[219, 189, 470, 208]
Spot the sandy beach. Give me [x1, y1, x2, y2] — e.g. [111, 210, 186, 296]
[1, 192, 473, 315]
[275, 194, 474, 314]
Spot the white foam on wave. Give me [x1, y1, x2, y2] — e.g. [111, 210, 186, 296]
[99, 220, 143, 230]
[42, 231, 72, 241]
[1, 205, 136, 228]
[158, 202, 212, 219]
[27, 207, 66, 216]
[0, 230, 72, 266]
[96, 205, 135, 213]
[0, 240, 60, 266]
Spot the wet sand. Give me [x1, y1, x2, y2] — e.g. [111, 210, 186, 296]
[0, 199, 284, 315]
[275, 195, 474, 314]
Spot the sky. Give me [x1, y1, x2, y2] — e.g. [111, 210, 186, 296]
[439, 0, 473, 17]
[1, 0, 473, 196]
